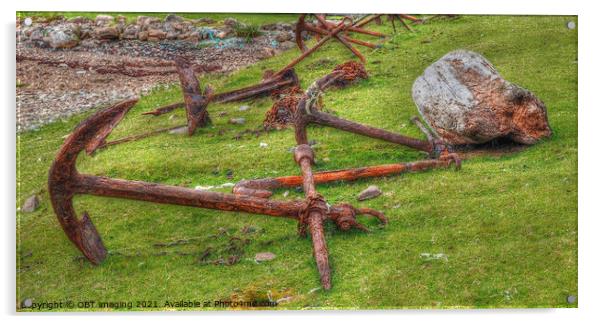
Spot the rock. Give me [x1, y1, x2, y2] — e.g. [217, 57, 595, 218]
[259, 142, 268, 148]
[357, 185, 382, 201]
[137, 16, 161, 28]
[21, 195, 40, 213]
[254, 252, 276, 262]
[79, 38, 100, 48]
[137, 31, 148, 41]
[68, 16, 92, 24]
[192, 17, 214, 25]
[261, 23, 293, 31]
[115, 15, 127, 25]
[166, 32, 178, 40]
[223, 17, 239, 27]
[259, 47, 276, 58]
[169, 126, 189, 135]
[275, 31, 292, 42]
[238, 105, 250, 111]
[47, 26, 79, 49]
[94, 15, 114, 27]
[412, 50, 552, 145]
[94, 26, 120, 40]
[229, 117, 246, 125]
[280, 41, 296, 49]
[165, 14, 184, 23]
[121, 25, 139, 40]
[136, 16, 150, 26]
[29, 27, 45, 42]
[147, 29, 167, 41]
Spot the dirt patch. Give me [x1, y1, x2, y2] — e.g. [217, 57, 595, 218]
[16, 38, 294, 132]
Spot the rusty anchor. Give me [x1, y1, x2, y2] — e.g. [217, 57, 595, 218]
[294, 14, 387, 64]
[48, 97, 386, 289]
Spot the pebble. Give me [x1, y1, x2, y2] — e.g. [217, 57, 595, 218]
[254, 252, 276, 262]
[238, 105, 250, 111]
[357, 185, 382, 201]
[228, 117, 246, 125]
[21, 195, 40, 213]
[259, 142, 268, 148]
[168, 126, 189, 135]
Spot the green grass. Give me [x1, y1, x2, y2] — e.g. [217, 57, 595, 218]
[16, 15, 577, 310]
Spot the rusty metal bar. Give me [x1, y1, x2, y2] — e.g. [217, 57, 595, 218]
[314, 15, 366, 63]
[308, 110, 434, 153]
[233, 158, 454, 198]
[175, 57, 214, 136]
[141, 69, 299, 117]
[303, 23, 379, 49]
[273, 18, 354, 78]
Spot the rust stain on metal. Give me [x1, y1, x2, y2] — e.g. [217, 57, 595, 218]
[175, 56, 214, 136]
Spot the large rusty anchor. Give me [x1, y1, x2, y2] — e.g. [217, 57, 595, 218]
[48, 98, 386, 289]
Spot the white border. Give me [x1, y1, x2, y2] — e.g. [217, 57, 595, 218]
[3, 0, 600, 323]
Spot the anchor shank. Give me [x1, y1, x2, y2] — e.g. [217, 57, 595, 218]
[75, 174, 301, 219]
[309, 110, 434, 153]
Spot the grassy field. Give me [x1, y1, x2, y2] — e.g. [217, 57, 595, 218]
[16, 14, 577, 310]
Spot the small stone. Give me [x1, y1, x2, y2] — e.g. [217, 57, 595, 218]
[282, 190, 289, 198]
[567, 295, 576, 304]
[168, 126, 189, 135]
[259, 142, 268, 148]
[228, 117, 246, 125]
[223, 17, 239, 27]
[147, 29, 167, 41]
[357, 185, 382, 201]
[196, 17, 215, 24]
[165, 14, 184, 23]
[137, 31, 148, 41]
[121, 25, 139, 40]
[94, 26, 120, 40]
[254, 252, 276, 262]
[238, 105, 250, 111]
[275, 31, 292, 42]
[21, 195, 40, 213]
[280, 41, 296, 49]
[95, 15, 114, 26]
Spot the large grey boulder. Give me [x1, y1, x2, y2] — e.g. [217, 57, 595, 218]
[412, 50, 552, 145]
